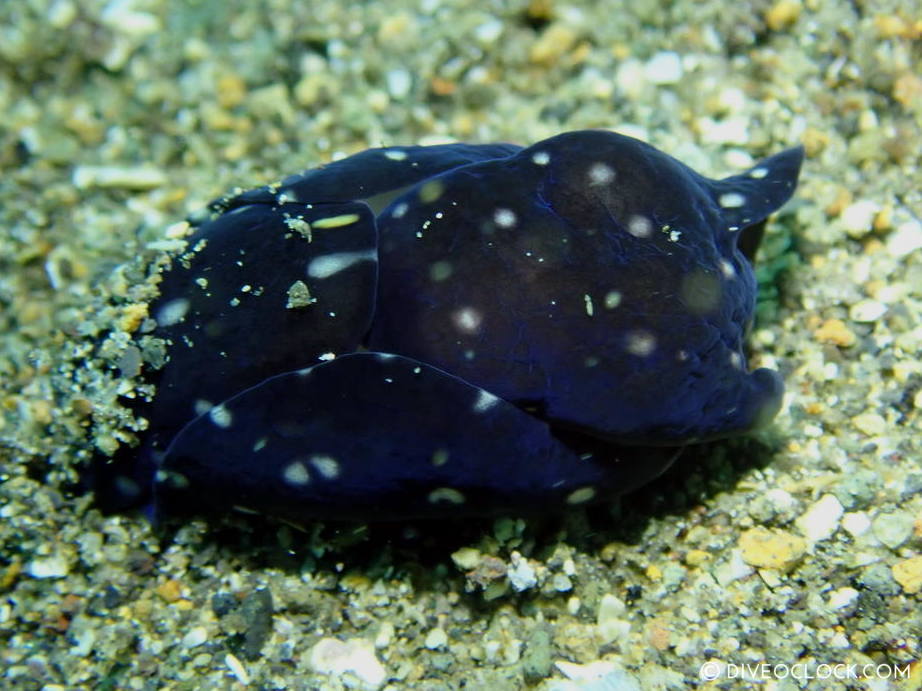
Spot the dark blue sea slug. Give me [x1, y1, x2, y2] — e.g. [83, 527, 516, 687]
[94, 130, 803, 522]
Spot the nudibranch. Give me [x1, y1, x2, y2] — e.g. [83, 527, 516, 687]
[93, 130, 803, 523]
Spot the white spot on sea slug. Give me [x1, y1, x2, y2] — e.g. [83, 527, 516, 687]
[453, 307, 483, 334]
[374, 352, 396, 360]
[209, 404, 232, 428]
[584, 294, 594, 317]
[587, 162, 616, 186]
[307, 250, 376, 279]
[625, 330, 656, 357]
[677, 349, 689, 362]
[531, 150, 550, 165]
[431, 448, 450, 466]
[428, 487, 466, 505]
[429, 260, 453, 281]
[749, 167, 768, 179]
[253, 437, 268, 452]
[604, 291, 622, 309]
[318, 352, 336, 361]
[282, 460, 311, 486]
[718, 192, 746, 209]
[224, 206, 252, 217]
[384, 149, 408, 161]
[194, 399, 213, 416]
[719, 258, 737, 279]
[392, 202, 409, 218]
[729, 351, 744, 370]
[473, 389, 499, 413]
[156, 298, 190, 327]
[566, 486, 596, 505]
[418, 179, 445, 203]
[493, 208, 517, 228]
[627, 215, 653, 238]
[310, 454, 340, 479]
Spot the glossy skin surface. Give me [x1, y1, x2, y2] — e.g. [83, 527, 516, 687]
[93, 130, 803, 522]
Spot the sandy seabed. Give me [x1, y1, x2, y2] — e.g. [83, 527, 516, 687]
[1, 1, 920, 689]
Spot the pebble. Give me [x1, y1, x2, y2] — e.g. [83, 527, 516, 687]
[842, 511, 872, 537]
[424, 627, 448, 650]
[71, 629, 96, 658]
[644, 51, 683, 85]
[839, 200, 880, 236]
[308, 638, 387, 690]
[814, 318, 856, 347]
[886, 219, 922, 258]
[748, 487, 799, 523]
[182, 627, 208, 648]
[553, 660, 642, 691]
[871, 511, 915, 550]
[451, 547, 481, 571]
[552, 573, 573, 592]
[374, 622, 394, 649]
[902, 474, 922, 500]
[852, 412, 887, 437]
[826, 586, 859, 611]
[25, 554, 71, 579]
[738, 527, 807, 570]
[101, 0, 161, 38]
[155, 579, 183, 603]
[849, 299, 887, 323]
[566, 596, 580, 615]
[529, 24, 578, 66]
[615, 59, 646, 99]
[714, 549, 755, 585]
[48, 0, 78, 28]
[833, 469, 881, 510]
[385, 69, 412, 99]
[239, 588, 274, 660]
[248, 84, 295, 126]
[685, 549, 711, 566]
[857, 563, 901, 597]
[72, 165, 167, 190]
[507, 551, 538, 592]
[522, 627, 553, 683]
[224, 653, 250, 685]
[596, 593, 630, 645]
[697, 116, 750, 145]
[474, 18, 503, 45]
[795, 494, 844, 542]
[892, 556, 922, 594]
[765, 0, 801, 31]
